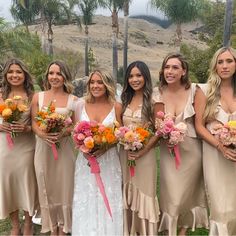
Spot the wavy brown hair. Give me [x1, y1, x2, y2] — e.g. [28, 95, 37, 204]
[1, 58, 34, 100]
[121, 61, 154, 126]
[204, 47, 236, 121]
[159, 52, 191, 90]
[44, 60, 74, 93]
[86, 69, 116, 104]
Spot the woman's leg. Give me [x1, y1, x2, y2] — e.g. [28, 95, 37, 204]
[10, 210, 20, 236]
[23, 211, 33, 236]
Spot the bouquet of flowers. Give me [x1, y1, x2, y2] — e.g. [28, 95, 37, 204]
[211, 120, 236, 148]
[0, 96, 28, 148]
[36, 101, 72, 160]
[72, 120, 117, 153]
[72, 120, 117, 218]
[115, 124, 153, 177]
[155, 111, 187, 169]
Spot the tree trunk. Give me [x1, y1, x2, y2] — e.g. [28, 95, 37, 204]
[40, 11, 47, 54]
[48, 22, 53, 56]
[111, 8, 118, 82]
[176, 23, 182, 45]
[223, 0, 233, 47]
[123, 0, 129, 78]
[85, 24, 89, 76]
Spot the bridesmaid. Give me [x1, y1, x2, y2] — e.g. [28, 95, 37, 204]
[154, 53, 209, 236]
[116, 61, 163, 235]
[0, 58, 38, 235]
[31, 60, 77, 235]
[194, 47, 236, 235]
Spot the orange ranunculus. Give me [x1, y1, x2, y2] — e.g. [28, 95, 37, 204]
[84, 136, 94, 149]
[105, 133, 116, 144]
[93, 134, 103, 144]
[0, 104, 6, 113]
[2, 108, 13, 118]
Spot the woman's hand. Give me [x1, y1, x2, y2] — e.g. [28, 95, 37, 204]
[217, 143, 236, 162]
[10, 121, 30, 133]
[39, 132, 60, 146]
[127, 149, 145, 161]
[0, 122, 11, 133]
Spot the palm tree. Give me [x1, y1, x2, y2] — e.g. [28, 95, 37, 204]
[223, 0, 234, 46]
[10, 0, 40, 33]
[150, 0, 207, 44]
[123, 0, 132, 76]
[77, 0, 98, 76]
[98, 0, 125, 81]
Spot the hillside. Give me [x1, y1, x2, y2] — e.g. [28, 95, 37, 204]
[30, 15, 208, 83]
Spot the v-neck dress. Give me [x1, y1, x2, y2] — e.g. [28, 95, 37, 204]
[120, 100, 160, 235]
[72, 99, 123, 236]
[34, 91, 76, 233]
[198, 83, 236, 236]
[154, 84, 209, 235]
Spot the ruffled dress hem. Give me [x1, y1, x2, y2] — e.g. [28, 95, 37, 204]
[158, 206, 209, 235]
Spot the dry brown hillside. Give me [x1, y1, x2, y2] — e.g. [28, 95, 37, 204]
[30, 15, 208, 84]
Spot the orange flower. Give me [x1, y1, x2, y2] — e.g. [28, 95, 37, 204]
[0, 103, 6, 113]
[2, 108, 13, 118]
[105, 133, 116, 144]
[93, 134, 103, 144]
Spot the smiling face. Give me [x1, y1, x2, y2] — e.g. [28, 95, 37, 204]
[47, 64, 64, 89]
[216, 50, 236, 80]
[6, 64, 25, 87]
[163, 58, 186, 85]
[128, 66, 145, 92]
[89, 72, 107, 98]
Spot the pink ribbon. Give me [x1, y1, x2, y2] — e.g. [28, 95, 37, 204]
[6, 133, 14, 149]
[130, 166, 135, 177]
[51, 143, 58, 160]
[88, 155, 113, 219]
[169, 145, 181, 169]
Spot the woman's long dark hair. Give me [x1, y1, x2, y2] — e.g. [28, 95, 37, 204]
[1, 58, 34, 100]
[121, 61, 154, 125]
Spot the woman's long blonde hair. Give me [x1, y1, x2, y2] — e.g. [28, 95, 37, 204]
[204, 47, 236, 121]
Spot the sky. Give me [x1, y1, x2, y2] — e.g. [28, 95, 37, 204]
[0, 0, 163, 22]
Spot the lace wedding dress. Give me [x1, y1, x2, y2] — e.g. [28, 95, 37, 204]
[72, 102, 123, 236]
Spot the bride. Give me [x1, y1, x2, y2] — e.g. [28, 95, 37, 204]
[72, 69, 123, 235]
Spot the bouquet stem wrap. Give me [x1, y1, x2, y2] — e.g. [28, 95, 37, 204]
[51, 143, 58, 160]
[169, 145, 181, 169]
[87, 155, 113, 219]
[130, 166, 135, 177]
[6, 133, 14, 149]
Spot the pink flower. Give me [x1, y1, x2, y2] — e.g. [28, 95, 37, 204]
[156, 111, 165, 119]
[64, 117, 72, 126]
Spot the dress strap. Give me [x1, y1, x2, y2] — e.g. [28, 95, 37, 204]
[38, 92, 44, 110]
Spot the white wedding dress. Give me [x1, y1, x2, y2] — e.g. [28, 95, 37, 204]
[72, 101, 123, 236]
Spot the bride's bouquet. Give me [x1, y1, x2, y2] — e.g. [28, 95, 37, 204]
[155, 111, 187, 169]
[115, 124, 153, 177]
[211, 120, 236, 149]
[72, 120, 117, 153]
[36, 101, 72, 160]
[0, 96, 28, 148]
[72, 120, 117, 218]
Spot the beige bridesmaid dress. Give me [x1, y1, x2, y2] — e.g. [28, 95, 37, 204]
[34, 91, 76, 233]
[120, 99, 160, 236]
[199, 83, 236, 236]
[154, 84, 209, 235]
